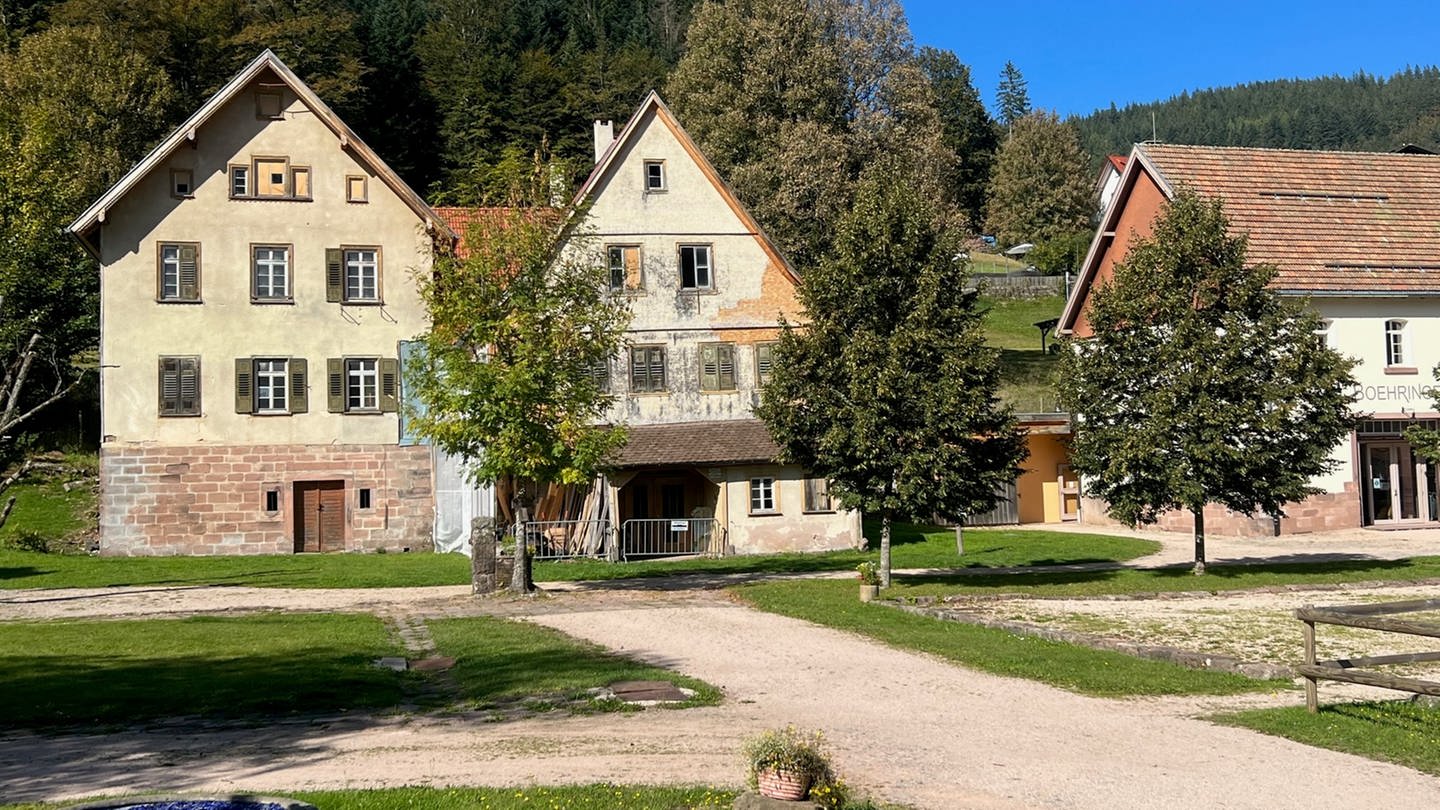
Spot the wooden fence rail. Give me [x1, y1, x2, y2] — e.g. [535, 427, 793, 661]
[1295, 599, 1440, 712]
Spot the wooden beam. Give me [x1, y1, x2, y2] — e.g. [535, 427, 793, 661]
[1294, 608, 1440, 640]
[1295, 664, 1440, 698]
[1323, 650, 1440, 669]
[1301, 598, 1440, 617]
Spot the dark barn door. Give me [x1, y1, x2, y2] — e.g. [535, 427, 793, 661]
[294, 481, 345, 552]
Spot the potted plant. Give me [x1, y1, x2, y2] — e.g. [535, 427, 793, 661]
[856, 560, 881, 601]
[743, 726, 835, 802]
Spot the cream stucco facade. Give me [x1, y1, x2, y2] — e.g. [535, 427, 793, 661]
[73, 52, 446, 556]
[569, 94, 861, 555]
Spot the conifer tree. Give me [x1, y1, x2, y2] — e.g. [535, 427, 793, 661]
[757, 157, 1026, 588]
[1058, 192, 1358, 573]
[995, 60, 1030, 128]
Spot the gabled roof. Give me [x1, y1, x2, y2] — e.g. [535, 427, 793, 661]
[1059, 143, 1440, 333]
[67, 50, 455, 254]
[571, 90, 801, 286]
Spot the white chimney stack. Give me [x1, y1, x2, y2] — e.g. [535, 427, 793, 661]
[593, 120, 614, 164]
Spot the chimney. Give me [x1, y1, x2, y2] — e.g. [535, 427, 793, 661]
[593, 120, 614, 164]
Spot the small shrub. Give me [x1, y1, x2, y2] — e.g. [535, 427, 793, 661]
[6, 530, 49, 554]
[855, 561, 880, 585]
[743, 726, 839, 801]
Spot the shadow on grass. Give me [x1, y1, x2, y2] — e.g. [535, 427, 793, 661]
[0, 566, 42, 580]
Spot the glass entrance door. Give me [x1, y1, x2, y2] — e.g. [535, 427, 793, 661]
[1363, 442, 1433, 525]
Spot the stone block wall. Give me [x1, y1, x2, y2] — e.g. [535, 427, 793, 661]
[1079, 482, 1362, 538]
[100, 443, 434, 556]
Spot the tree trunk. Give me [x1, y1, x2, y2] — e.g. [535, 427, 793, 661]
[880, 510, 892, 589]
[511, 491, 534, 594]
[1192, 504, 1206, 575]
[954, 517, 965, 557]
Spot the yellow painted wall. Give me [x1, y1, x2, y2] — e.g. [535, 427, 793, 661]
[1017, 433, 1069, 524]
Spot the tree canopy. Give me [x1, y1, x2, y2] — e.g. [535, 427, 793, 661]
[1057, 192, 1358, 572]
[757, 157, 1026, 587]
[984, 111, 1092, 248]
[995, 60, 1030, 129]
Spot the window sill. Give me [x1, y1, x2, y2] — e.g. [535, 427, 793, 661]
[156, 298, 203, 305]
[802, 509, 838, 515]
[1384, 366, 1419, 375]
[159, 412, 201, 418]
[678, 288, 718, 296]
[628, 391, 669, 398]
[748, 510, 782, 518]
[252, 298, 295, 305]
[343, 409, 385, 415]
[253, 411, 293, 417]
[229, 195, 313, 202]
[340, 299, 385, 307]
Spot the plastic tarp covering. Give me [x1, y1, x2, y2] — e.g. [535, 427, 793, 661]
[433, 448, 494, 555]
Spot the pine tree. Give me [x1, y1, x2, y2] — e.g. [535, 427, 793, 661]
[1058, 193, 1359, 573]
[916, 46, 999, 232]
[757, 157, 1026, 588]
[995, 60, 1030, 128]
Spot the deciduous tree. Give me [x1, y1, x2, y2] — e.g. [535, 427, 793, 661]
[1058, 192, 1358, 573]
[984, 111, 1092, 247]
[757, 158, 1026, 588]
[406, 209, 630, 592]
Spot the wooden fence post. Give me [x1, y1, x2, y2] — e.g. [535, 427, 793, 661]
[1302, 608, 1318, 713]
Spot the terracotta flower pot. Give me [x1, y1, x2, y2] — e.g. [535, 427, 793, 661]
[859, 583, 879, 602]
[757, 767, 812, 801]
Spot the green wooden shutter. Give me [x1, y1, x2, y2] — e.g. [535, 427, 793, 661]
[159, 358, 178, 415]
[289, 358, 308, 414]
[718, 343, 735, 390]
[650, 347, 666, 391]
[327, 358, 345, 412]
[178, 244, 199, 300]
[379, 358, 399, 412]
[700, 344, 718, 391]
[756, 343, 774, 385]
[326, 249, 343, 302]
[179, 357, 200, 415]
[234, 358, 253, 414]
[629, 348, 644, 391]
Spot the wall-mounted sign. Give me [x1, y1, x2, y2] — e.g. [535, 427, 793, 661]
[1350, 384, 1437, 404]
[669, 520, 689, 532]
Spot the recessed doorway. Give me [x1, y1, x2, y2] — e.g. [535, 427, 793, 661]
[294, 480, 345, 552]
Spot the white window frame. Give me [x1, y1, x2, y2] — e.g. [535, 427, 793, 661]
[254, 358, 289, 414]
[679, 244, 712, 290]
[252, 245, 290, 301]
[346, 358, 379, 411]
[230, 165, 249, 197]
[1385, 319, 1408, 367]
[159, 244, 181, 300]
[749, 477, 777, 515]
[344, 248, 380, 302]
[643, 160, 666, 192]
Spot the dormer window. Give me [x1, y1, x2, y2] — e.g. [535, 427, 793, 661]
[644, 160, 666, 192]
[170, 169, 194, 198]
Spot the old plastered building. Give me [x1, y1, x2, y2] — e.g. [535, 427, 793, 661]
[1060, 143, 1440, 536]
[68, 51, 457, 555]
[564, 92, 862, 555]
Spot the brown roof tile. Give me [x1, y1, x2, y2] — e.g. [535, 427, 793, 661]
[1139, 144, 1440, 294]
[610, 419, 780, 469]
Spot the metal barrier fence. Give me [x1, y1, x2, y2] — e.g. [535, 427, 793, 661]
[620, 518, 722, 559]
[524, 519, 610, 560]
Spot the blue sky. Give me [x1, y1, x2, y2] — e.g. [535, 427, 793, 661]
[902, 1, 1440, 118]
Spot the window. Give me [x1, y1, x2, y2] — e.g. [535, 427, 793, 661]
[329, 247, 380, 303]
[607, 245, 642, 291]
[157, 242, 200, 302]
[325, 357, 399, 413]
[346, 175, 368, 202]
[679, 245, 712, 290]
[699, 342, 736, 391]
[256, 89, 283, 119]
[263, 487, 280, 514]
[585, 358, 611, 393]
[170, 169, 194, 198]
[252, 245, 290, 301]
[358, 488, 372, 509]
[749, 477, 777, 514]
[158, 356, 200, 416]
[803, 477, 835, 512]
[234, 358, 308, 415]
[643, 160, 666, 191]
[1316, 319, 1332, 349]
[1386, 319, 1408, 366]
[255, 157, 288, 197]
[230, 165, 249, 197]
[629, 346, 667, 393]
[755, 342, 776, 386]
[291, 166, 311, 198]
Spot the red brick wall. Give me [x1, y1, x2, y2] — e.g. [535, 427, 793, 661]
[1079, 483, 1362, 538]
[100, 444, 434, 556]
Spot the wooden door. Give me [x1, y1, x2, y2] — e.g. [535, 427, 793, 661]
[294, 481, 346, 553]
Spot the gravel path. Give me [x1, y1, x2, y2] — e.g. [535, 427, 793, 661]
[3, 585, 1440, 808]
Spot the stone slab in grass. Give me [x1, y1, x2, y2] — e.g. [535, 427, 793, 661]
[609, 680, 691, 702]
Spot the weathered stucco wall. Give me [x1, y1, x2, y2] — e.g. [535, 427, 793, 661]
[715, 464, 861, 554]
[98, 72, 432, 447]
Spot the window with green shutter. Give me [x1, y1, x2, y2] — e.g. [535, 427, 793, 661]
[157, 242, 200, 302]
[630, 346, 666, 393]
[755, 342, 776, 386]
[159, 356, 200, 416]
[700, 342, 736, 391]
[236, 357, 307, 415]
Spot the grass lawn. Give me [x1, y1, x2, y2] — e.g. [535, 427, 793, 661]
[533, 522, 1159, 582]
[735, 579, 1282, 697]
[0, 547, 473, 589]
[980, 294, 1066, 413]
[0, 786, 739, 810]
[0, 614, 722, 730]
[1216, 700, 1440, 776]
[886, 556, 1440, 600]
[0, 614, 409, 729]
[981, 295, 1068, 351]
[0, 477, 94, 547]
[428, 616, 720, 710]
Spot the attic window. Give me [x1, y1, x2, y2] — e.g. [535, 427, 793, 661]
[347, 175, 368, 203]
[644, 160, 666, 192]
[256, 90, 284, 119]
[170, 169, 194, 198]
